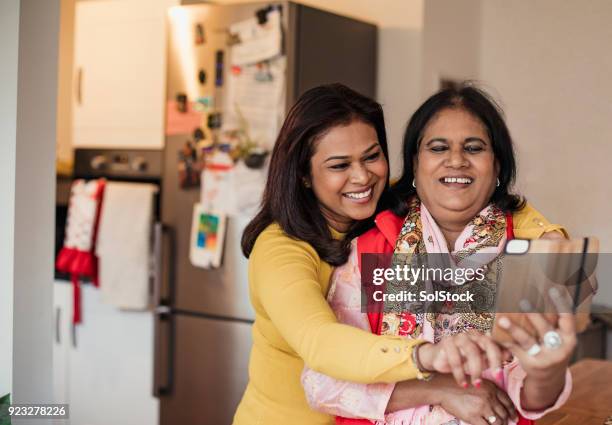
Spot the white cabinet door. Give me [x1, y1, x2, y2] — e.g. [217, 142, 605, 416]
[53, 282, 159, 425]
[67, 284, 158, 425]
[73, 0, 176, 149]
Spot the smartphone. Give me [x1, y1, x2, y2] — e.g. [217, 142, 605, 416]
[491, 237, 598, 345]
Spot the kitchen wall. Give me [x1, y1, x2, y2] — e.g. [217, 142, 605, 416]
[2, 0, 60, 406]
[424, 0, 612, 354]
[478, 2, 612, 358]
[421, 0, 480, 97]
[424, 0, 612, 251]
[479, 0, 612, 253]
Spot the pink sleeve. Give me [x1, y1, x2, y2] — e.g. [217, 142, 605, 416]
[300, 240, 395, 420]
[505, 360, 573, 420]
[301, 366, 394, 420]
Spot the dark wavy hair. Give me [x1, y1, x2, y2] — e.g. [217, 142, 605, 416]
[390, 83, 525, 216]
[241, 83, 391, 266]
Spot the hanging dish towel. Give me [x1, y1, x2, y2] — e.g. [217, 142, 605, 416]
[56, 179, 106, 323]
[96, 181, 157, 310]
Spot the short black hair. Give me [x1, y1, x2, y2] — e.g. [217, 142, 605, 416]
[390, 83, 524, 216]
[241, 83, 390, 266]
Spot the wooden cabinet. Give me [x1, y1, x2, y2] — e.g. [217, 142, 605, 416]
[72, 0, 177, 149]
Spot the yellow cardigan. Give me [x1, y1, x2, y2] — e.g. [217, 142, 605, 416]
[232, 203, 565, 425]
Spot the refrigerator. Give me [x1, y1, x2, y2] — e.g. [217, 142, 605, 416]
[156, 3, 377, 424]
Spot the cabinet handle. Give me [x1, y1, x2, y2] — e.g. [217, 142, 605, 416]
[55, 307, 61, 344]
[76, 67, 83, 105]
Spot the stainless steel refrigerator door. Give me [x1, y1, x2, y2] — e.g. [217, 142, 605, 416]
[163, 3, 290, 320]
[292, 4, 377, 99]
[158, 314, 252, 425]
[162, 136, 256, 320]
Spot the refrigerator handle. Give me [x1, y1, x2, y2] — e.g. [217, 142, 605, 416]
[152, 222, 163, 306]
[153, 223, 175, 397]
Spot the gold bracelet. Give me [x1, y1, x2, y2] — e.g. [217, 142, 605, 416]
[411, 341, 434, 381]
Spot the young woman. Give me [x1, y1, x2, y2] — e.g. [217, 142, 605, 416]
[301, 85, 574, 425]
[232, 84, 507, 425]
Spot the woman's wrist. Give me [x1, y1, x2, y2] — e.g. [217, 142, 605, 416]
[386, 374, 452, 413]
[520, 367, 567, 411]
[414, 342, 434, 373]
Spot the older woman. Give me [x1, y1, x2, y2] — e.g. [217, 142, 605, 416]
[301, 85, 574, 425]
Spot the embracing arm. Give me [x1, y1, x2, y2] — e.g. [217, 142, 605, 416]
[251, 227, 422, 384]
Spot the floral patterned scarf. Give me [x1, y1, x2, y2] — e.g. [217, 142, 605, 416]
[380, 197, 508, 342]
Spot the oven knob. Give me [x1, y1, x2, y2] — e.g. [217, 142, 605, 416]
[91, 155, 107, 170]
[131, 156, 148, 172]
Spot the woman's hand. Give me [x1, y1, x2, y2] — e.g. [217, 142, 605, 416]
[417, 331, 511, 387]
[438, 375, 518, 425]
[496, 287, 576, 410]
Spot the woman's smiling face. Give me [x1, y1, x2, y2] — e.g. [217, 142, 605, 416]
[309, 120, 388, 232]
[414, 107, 498, 223]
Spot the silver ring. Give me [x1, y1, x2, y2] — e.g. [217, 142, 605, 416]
[487, 415, 497, 424]
[527, 343, 541, 356]
[543, 330, 563, 350]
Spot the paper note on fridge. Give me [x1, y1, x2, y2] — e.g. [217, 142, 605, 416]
[166, 100, 203, 136]
[229, 8, 282, 66]
[200, 160, 266, 216]
[223, 57, 286, 149]
[189, 204, 226, 269]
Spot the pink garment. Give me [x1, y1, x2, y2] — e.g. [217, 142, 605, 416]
[301, 204, 572, 425]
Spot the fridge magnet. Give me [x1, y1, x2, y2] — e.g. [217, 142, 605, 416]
[200, 150, 235, 213]
[198, 69, 207, 85]
[176, 93, 189, 112]
[178, 141, 202, 189]
[195, 23, 206, 45]
[196, 95, 214, 109]
[207, 112, 223, 129]
[215, 50, 224, 87]
[228, 6, 282, 66]
[189, 203, 226, 268]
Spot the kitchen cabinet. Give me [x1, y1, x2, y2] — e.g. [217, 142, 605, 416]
[52, 282, 158, 425]
[72, 0, 177, 149]
[52, 281, 71, 411]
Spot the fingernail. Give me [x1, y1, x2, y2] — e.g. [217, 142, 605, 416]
[498, 316, 511, 329]
[519, 299, 532, 312]
[461, 381, 469, 388]
[494, 368, 504, 380]
[473, 379, 482, 388]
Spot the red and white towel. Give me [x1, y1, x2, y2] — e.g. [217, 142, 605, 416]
[56, 179, 106, 323]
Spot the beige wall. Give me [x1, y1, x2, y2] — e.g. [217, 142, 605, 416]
[479, 1, 612, 251]
[423, 0, 612, 315]
[421, 0, 481, 96]
[479, 1, 612, 313]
